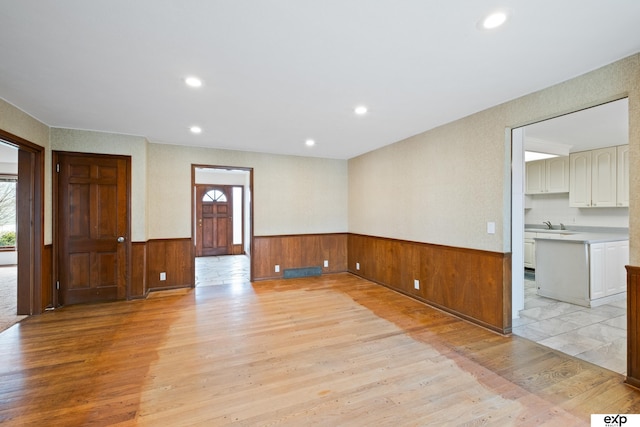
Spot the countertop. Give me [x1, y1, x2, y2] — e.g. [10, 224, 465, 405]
[525, 226, 629, 244]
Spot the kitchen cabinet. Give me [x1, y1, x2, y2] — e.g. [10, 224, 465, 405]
[524, 232, 536, 269]
[570, 146, 625, 207]
[525, 156, 569, 194]
[589, 240, 629, 299]
[617, 144, 629, 207]
[535, 237, 628, 307]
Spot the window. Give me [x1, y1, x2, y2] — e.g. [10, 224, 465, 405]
[0, 177, 16, 248]
[202, 189, 227, 202]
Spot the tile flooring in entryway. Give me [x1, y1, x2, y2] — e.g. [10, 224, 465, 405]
[195, 255, 251, 287]
[513, 278, 626, 375]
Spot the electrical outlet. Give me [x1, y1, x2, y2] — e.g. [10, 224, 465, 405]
[160, 272, 166, 281]
[356, 262, 360, 270]
[275, 264, 280, 273]
[324, 260, 329, 268]
[414, 279, 420, 290]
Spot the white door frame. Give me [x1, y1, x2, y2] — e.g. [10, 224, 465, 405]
[511, 127, 525, 319]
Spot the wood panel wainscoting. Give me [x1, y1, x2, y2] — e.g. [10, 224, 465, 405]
[41, 245, 52, 311]
[146, 238, 193, 292]
[348, 234, 512, 335]
[627, 265, 640, 388]
[252, 233, 348, 280]
[130, 242, 147, 299]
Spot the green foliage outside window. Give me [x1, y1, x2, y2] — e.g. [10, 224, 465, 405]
[0, 181, 16, 247]
[0, 231, 15, 247]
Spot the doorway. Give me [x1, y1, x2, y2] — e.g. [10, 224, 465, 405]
[192, 165, 253, 286]
[511, 98, 629, 374]
[0, 140, 21, 332]
[0, 129, 44, 324]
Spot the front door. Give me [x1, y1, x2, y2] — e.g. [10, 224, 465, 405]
[56, 152, 130, 305]
[196, 185, 232, 256]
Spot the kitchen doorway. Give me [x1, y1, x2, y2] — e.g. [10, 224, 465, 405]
[511, 98, 629, 374]
[192, 165, 253, 286]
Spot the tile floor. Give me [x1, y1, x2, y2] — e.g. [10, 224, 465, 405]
[195, 255, 251, 287]
[513, 277, 626, 375]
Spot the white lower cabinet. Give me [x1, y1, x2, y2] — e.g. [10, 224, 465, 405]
[589, 240, 629, 299]
[524, 232, 536, 269]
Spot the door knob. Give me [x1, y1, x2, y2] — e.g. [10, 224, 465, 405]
[117, 236, 126, 243]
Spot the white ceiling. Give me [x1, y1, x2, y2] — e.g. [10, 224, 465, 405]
[1, 1, 639, 160]
[525, 98, 629, 154]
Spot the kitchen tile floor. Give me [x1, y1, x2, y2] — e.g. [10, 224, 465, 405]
[513, 277, 626, 375]
[195, 255, 251, 287]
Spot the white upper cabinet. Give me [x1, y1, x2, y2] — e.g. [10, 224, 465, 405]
[569, 151, 591, 207]
[525, 156, 569, 195]
[545, 156, 570, 193]
[617, 145, 630, 207]
[570, 146, 625, 207]
[591, 147, 617, 207]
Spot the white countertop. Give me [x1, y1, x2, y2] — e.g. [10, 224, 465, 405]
[525, 226, 628, 244]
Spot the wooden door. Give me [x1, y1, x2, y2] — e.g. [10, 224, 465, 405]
[57, 152, 130, 305]
[196, 185, 232, 256]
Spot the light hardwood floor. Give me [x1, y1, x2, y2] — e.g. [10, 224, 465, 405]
[1, 273, 639, 426]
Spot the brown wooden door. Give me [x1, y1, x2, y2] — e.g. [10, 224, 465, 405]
[196, 185, 232, 256]
[57, 152, 129, 305]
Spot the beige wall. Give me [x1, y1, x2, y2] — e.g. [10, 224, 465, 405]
[0, 98, 52, 243]
[349, 53, 640, 263]
[147, 143, 348, 239]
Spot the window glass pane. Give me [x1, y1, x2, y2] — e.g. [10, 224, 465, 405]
[233, 187, 242, 245]
[0, 181, 16, 247]
[203, 189, 227, 202]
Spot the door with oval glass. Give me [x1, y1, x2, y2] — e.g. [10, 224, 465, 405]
[196, 185, 232, 256]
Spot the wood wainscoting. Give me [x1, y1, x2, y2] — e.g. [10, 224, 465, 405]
[41, 244, 52, 311]
[146, 238, 194, 291]
[252, 233, 348, 280]
[627, 265, 640, 388]
[348, 234, 512, 334]
[130, 242, 147, 299]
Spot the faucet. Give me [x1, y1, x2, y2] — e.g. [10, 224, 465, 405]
[543, 221, 552, 229]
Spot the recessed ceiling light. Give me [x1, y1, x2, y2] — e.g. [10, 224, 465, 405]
[354, 105, 368, 115]
[305, 139, 315, 147]
[185, 76, 203, 88]
[190, 126, 202, 134]
[480, 10, 508, 30]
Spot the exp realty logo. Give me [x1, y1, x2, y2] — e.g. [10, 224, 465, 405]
[603, 415, 628, 426]
[592, 414, 640, 427]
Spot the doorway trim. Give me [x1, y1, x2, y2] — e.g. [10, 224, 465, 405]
[191, 164, 254, 282]
[0, 129, 44, 315]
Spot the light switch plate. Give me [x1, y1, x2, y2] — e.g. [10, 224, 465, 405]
[487, 221, 496, 234]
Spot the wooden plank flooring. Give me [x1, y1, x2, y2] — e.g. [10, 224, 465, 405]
[1, 273, 639, 426]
